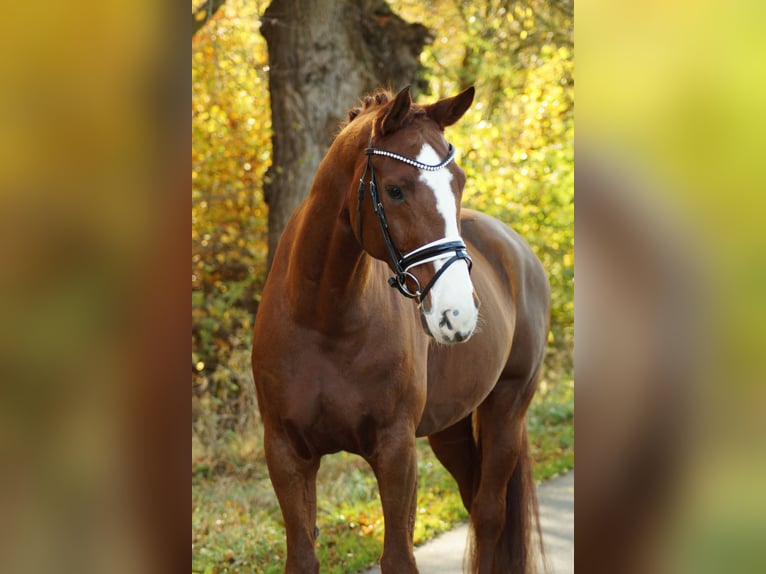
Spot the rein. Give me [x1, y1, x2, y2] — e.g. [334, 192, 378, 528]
[357, 138, 473, 303]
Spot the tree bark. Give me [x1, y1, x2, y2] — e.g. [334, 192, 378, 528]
[261, 0, 431, 268]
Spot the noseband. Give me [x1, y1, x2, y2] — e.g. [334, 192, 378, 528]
[357, 138, 473, 303]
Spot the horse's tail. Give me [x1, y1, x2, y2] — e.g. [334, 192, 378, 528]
[467, 425, 545, 574]
[501, 427, 545, 574]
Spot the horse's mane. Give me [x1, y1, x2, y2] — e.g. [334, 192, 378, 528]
[346, 89, 395, 123]
[342, 88, 426, 131]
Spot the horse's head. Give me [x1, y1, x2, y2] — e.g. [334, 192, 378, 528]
[348, 86, 480, 344]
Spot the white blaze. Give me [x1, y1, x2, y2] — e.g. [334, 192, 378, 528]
[416, 143, 478, 343]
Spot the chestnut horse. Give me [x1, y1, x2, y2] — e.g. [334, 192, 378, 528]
[251, 86, 550, 574]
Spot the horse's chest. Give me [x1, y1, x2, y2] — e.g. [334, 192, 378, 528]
[260, 335, 427, 455]
[295, 343, 420, 409]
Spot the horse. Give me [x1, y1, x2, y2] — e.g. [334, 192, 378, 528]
[251, 85, 551, 574]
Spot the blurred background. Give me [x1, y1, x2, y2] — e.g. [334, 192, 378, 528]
[577, 0, 766, 572]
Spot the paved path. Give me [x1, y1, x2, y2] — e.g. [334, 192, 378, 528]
[360, 471, 574, 573]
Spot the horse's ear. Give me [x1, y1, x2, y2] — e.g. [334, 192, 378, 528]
[425, 86, 475, 129]
[376, 85, 412, 136]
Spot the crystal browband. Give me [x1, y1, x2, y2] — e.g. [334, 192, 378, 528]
[365, 144, 456, 172]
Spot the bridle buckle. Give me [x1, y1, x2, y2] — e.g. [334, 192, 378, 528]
[388, 271, 422, 300]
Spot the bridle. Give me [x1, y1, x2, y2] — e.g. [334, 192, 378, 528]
[357, 137, 473, 303]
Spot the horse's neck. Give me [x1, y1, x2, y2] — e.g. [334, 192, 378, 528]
[285, 165, 372, 333]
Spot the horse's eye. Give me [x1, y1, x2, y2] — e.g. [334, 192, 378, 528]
[386, 185, 405, 201]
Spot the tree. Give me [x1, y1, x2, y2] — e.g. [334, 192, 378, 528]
[260, 0, 431, 267]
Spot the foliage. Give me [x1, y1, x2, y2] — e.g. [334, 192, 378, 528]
[528, 373, 575, 478]
[192, 0, 269, 429]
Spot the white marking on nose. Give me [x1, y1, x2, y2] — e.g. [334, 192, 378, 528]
[415, 144, 460, 241]
[415, 143, 478, 343]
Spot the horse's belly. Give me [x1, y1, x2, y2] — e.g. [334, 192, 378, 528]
[417, 332, 511, 436]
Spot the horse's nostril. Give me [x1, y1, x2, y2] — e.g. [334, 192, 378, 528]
[439, 310, 453, 331]
[454, 331, 465, 342]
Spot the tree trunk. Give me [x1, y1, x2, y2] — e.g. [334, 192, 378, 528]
[261, 0, 431, 268]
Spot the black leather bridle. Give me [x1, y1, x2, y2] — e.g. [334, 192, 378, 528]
[357, 138, 473, 303]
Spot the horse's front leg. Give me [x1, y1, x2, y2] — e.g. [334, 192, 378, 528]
[263, 424, 320, 574]
[368, 426, 420, 574]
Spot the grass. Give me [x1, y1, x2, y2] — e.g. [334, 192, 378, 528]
[192, 365, 573, 574]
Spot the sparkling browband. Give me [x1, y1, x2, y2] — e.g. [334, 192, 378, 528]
[365, 144, 455, 172]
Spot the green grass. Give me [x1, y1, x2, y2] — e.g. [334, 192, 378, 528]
[192, 371, 573, 574]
